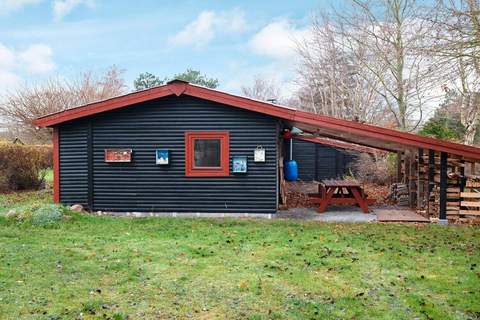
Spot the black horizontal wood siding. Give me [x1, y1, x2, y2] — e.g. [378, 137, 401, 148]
[289, 139, 358, 181]
[58, 95, 279, 213]
[59, 121, 89, 206]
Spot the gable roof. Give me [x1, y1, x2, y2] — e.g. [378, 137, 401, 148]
[33, 80, 480, 160]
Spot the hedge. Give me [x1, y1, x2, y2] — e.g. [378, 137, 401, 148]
[0, 142, 53, 191]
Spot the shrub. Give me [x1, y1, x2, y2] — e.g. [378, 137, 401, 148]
[352, 153, 395, 185]
[6, 204, 65, 227]
[35, 144, 53, 169]
[31, 204, 64, 227]
[0, 143, 52, 191]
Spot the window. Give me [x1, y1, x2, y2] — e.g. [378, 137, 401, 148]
[185, 132, 229, 176]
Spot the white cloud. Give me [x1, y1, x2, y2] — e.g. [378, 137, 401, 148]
[249, 19, 308, 60]
[53, 0, 94, 21]
[0, 42, 55, 94]
[170, 11, 216, 47]
[19, 44, 55, 74]
[0, 43, 16, 69]
[0, 0, 42, 15]
[0, 43, 20, 93]
[236, 19, 309, 98]
[169, 8, 246, 47]
[0, 69, 21, 92]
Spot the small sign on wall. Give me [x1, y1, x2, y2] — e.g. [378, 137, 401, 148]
[232, 156, 247, 173]
[105, 149, 132, 162]
[254, 146, 265, 162]
[156, 149, 169, 165]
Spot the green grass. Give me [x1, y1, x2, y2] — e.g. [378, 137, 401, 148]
[42, 168, 53, 185]
[0, 191, 479, 319]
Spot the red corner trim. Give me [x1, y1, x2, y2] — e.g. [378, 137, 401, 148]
[185, 131, 230, 177]
[52, 127, 60, 203]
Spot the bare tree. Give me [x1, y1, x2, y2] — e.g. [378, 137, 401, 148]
[241, 76, 281, 102]
[315, 0, 440, 131]
[296, 14, 387, 124]
[0, 65, 127, 143]
[427, 0, 480, 144]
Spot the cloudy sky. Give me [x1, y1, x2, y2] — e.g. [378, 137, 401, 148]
[0, 0, 334, 96]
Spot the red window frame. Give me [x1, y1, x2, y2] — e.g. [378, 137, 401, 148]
[185, 131, 230, 177]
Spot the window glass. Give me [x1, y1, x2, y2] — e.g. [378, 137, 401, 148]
[194, 139, 221, 167]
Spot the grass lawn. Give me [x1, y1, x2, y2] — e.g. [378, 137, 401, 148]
[0, 191, 479, 319]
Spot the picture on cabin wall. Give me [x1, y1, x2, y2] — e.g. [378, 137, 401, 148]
[232, 156, 247, 173]
[105, 149, 132, 162]
[254, 146, 265, 162]
[156, 149, 169, 165]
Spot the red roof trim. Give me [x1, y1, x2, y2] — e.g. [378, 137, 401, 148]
[292, 111, 480, 158]
[33, 86, 175, 127]
[33, 81, 480, 160]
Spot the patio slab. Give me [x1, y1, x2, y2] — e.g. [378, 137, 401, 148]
[376, 209, 430, 223]
[277, 206, 377, 222]
[95, 205, 424, 223]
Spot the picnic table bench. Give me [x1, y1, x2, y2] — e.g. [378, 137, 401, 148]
[308, 179, 375, 213]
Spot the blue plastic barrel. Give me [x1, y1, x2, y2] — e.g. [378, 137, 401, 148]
[284, 160, 298, 181]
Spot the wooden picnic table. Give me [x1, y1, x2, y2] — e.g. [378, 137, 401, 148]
[308, 179, 375, 213]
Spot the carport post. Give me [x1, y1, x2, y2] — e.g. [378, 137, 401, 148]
[417, 148, 424, 210]
[396, 151, 402, 183]
[439, 152, 448, 221]
[460, 159, 466, 193]
[427, 149, 435, 215]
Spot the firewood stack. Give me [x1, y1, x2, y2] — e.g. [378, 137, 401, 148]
[389, 183, 409, 206]
[427, 171, 461, 220]
[458, 175, 480, 224]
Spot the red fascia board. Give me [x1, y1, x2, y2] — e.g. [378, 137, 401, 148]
[293, 111, 480, 159]
[295, 136, 387, 155]
[32, 81, 480, 159]
[183, 87, 480, 159]
[183, 85, 297, 121]
[33, 86, 176, 127]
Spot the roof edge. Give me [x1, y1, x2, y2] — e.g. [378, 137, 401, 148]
[32, 81, 480, 160]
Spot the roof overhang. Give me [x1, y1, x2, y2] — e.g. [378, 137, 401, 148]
[33, 80, 480, 160]
[294, 135, 387, 155]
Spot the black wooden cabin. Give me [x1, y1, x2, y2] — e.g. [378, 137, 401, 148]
[58, 95, 279, 213]
[34, 80, 480, 218]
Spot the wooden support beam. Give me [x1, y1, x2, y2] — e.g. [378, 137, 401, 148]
[409, 152, 416, 208]
[460, 159, 466, 193]
[427, 149, 435, 216]
[417, 148, 424, 210]
[405, 151, 411, 186]
[439, 152, 448, 220]
[396, 151, 402, 183]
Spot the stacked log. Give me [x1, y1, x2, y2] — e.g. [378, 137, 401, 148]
[428, 169, 461, 220]
[465, 175, 480, 188]
[401, 150, 480, 223]
[389, 183, 409, 206]
[459, 174, 480, 220]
